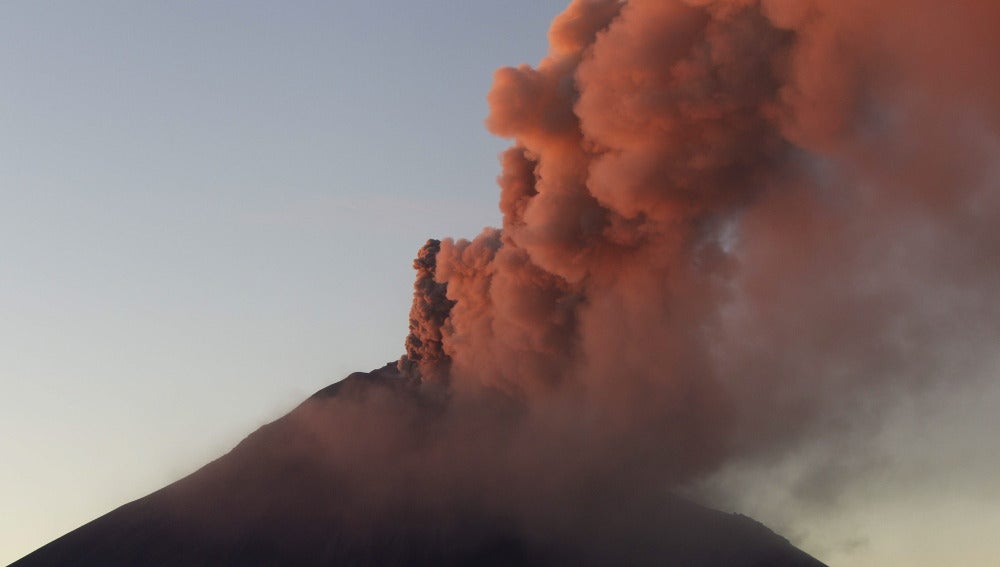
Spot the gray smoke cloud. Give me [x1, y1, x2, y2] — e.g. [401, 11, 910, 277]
[399, 239, 454, 380]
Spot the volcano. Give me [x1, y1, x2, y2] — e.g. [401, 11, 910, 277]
[13, 0, 997, 561]
[12, 365, 825, 567]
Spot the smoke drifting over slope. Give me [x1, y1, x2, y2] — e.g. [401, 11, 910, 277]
[396, 0, 1000, 517]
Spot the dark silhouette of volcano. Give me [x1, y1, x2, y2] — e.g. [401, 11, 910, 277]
[12, 367, 826, 567]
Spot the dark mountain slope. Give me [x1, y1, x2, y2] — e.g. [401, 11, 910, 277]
[12, 367, 826, 567]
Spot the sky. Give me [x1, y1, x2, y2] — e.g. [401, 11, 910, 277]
[0, 2, 567, 563]
[2, 2, 998, 567]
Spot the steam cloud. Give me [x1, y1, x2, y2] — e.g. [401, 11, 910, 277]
[391, 0, 1000, 515]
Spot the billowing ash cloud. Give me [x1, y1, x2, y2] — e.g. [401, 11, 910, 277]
[399, 239, 454, 380]
[399, 0, 1000, 492]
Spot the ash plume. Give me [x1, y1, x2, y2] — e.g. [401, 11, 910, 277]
[406, 0, 1000, 507]
[399, 239, 455, 380]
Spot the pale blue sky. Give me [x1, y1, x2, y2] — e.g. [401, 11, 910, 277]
[0, 2, 567, 562]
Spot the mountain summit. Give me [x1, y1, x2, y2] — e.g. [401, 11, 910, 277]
[13, 366, 825, 567]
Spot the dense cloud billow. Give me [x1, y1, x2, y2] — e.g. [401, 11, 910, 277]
[392, 0, 1000, 535]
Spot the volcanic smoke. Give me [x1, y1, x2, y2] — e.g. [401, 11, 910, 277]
[15, 0, 1000, 565]
[400, 0, 999, 486]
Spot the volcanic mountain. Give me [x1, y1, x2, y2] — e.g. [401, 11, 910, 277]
[14, 0, 998, 562]
[12, 365, 825, 567]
